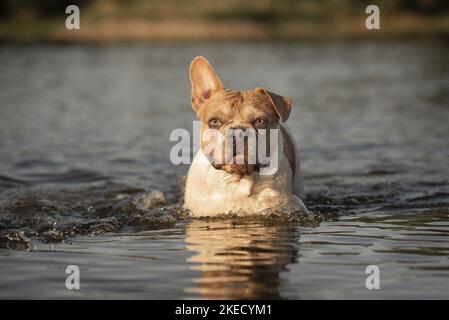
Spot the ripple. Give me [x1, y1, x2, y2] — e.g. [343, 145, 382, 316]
[0, 174, 29, 189]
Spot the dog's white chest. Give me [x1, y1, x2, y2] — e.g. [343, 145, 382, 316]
[183, 151, 305, 216]
[236, 176, 253, 196]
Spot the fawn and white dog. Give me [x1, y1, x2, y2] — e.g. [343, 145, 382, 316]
[184, 57, 308, 216]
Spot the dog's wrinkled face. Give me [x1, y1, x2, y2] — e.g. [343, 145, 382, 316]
[189, 56, 292, 175]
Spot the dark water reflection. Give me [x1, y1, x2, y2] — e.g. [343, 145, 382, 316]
[185, 220, 300, 299]
[0, 41, 449, 298]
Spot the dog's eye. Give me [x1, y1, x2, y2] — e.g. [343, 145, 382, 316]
[208, 118, 222, 128]
[254, 117, 267, 128]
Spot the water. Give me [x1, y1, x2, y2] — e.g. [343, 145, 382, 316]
[0, 41, 448, 299]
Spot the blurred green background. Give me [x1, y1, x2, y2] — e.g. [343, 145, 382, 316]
[1, 0, 449, 42]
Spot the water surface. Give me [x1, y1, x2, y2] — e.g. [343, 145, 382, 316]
[0, 42, 448, 299]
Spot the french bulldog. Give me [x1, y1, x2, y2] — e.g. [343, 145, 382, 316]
[184, 56, 308, 216]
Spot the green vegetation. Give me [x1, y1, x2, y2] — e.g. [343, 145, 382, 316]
[1, 0, 448, 42]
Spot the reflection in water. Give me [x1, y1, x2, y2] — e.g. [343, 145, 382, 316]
[185, 220, 299, 299]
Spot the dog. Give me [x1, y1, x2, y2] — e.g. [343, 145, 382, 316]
[184, 56, 308, 216]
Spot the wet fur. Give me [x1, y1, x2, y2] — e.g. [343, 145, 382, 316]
[184, 56, 307, 216]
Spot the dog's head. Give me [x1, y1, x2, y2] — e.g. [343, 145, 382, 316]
[189, 56, 292, 175]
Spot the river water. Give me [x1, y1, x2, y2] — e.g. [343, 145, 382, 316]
[0, 41, 448, 299]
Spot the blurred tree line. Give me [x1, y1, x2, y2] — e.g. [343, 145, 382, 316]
[1, 0, 448, 20]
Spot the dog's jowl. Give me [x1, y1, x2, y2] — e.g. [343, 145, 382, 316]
[184, 56, 308, 216]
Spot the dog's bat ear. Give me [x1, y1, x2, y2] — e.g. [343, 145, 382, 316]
[256, 88, 292, 122]
[189, 56, 224, 112]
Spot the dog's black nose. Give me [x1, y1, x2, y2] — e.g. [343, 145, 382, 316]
[227, 126, 248, 157]
[229, 126, 246, 146]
